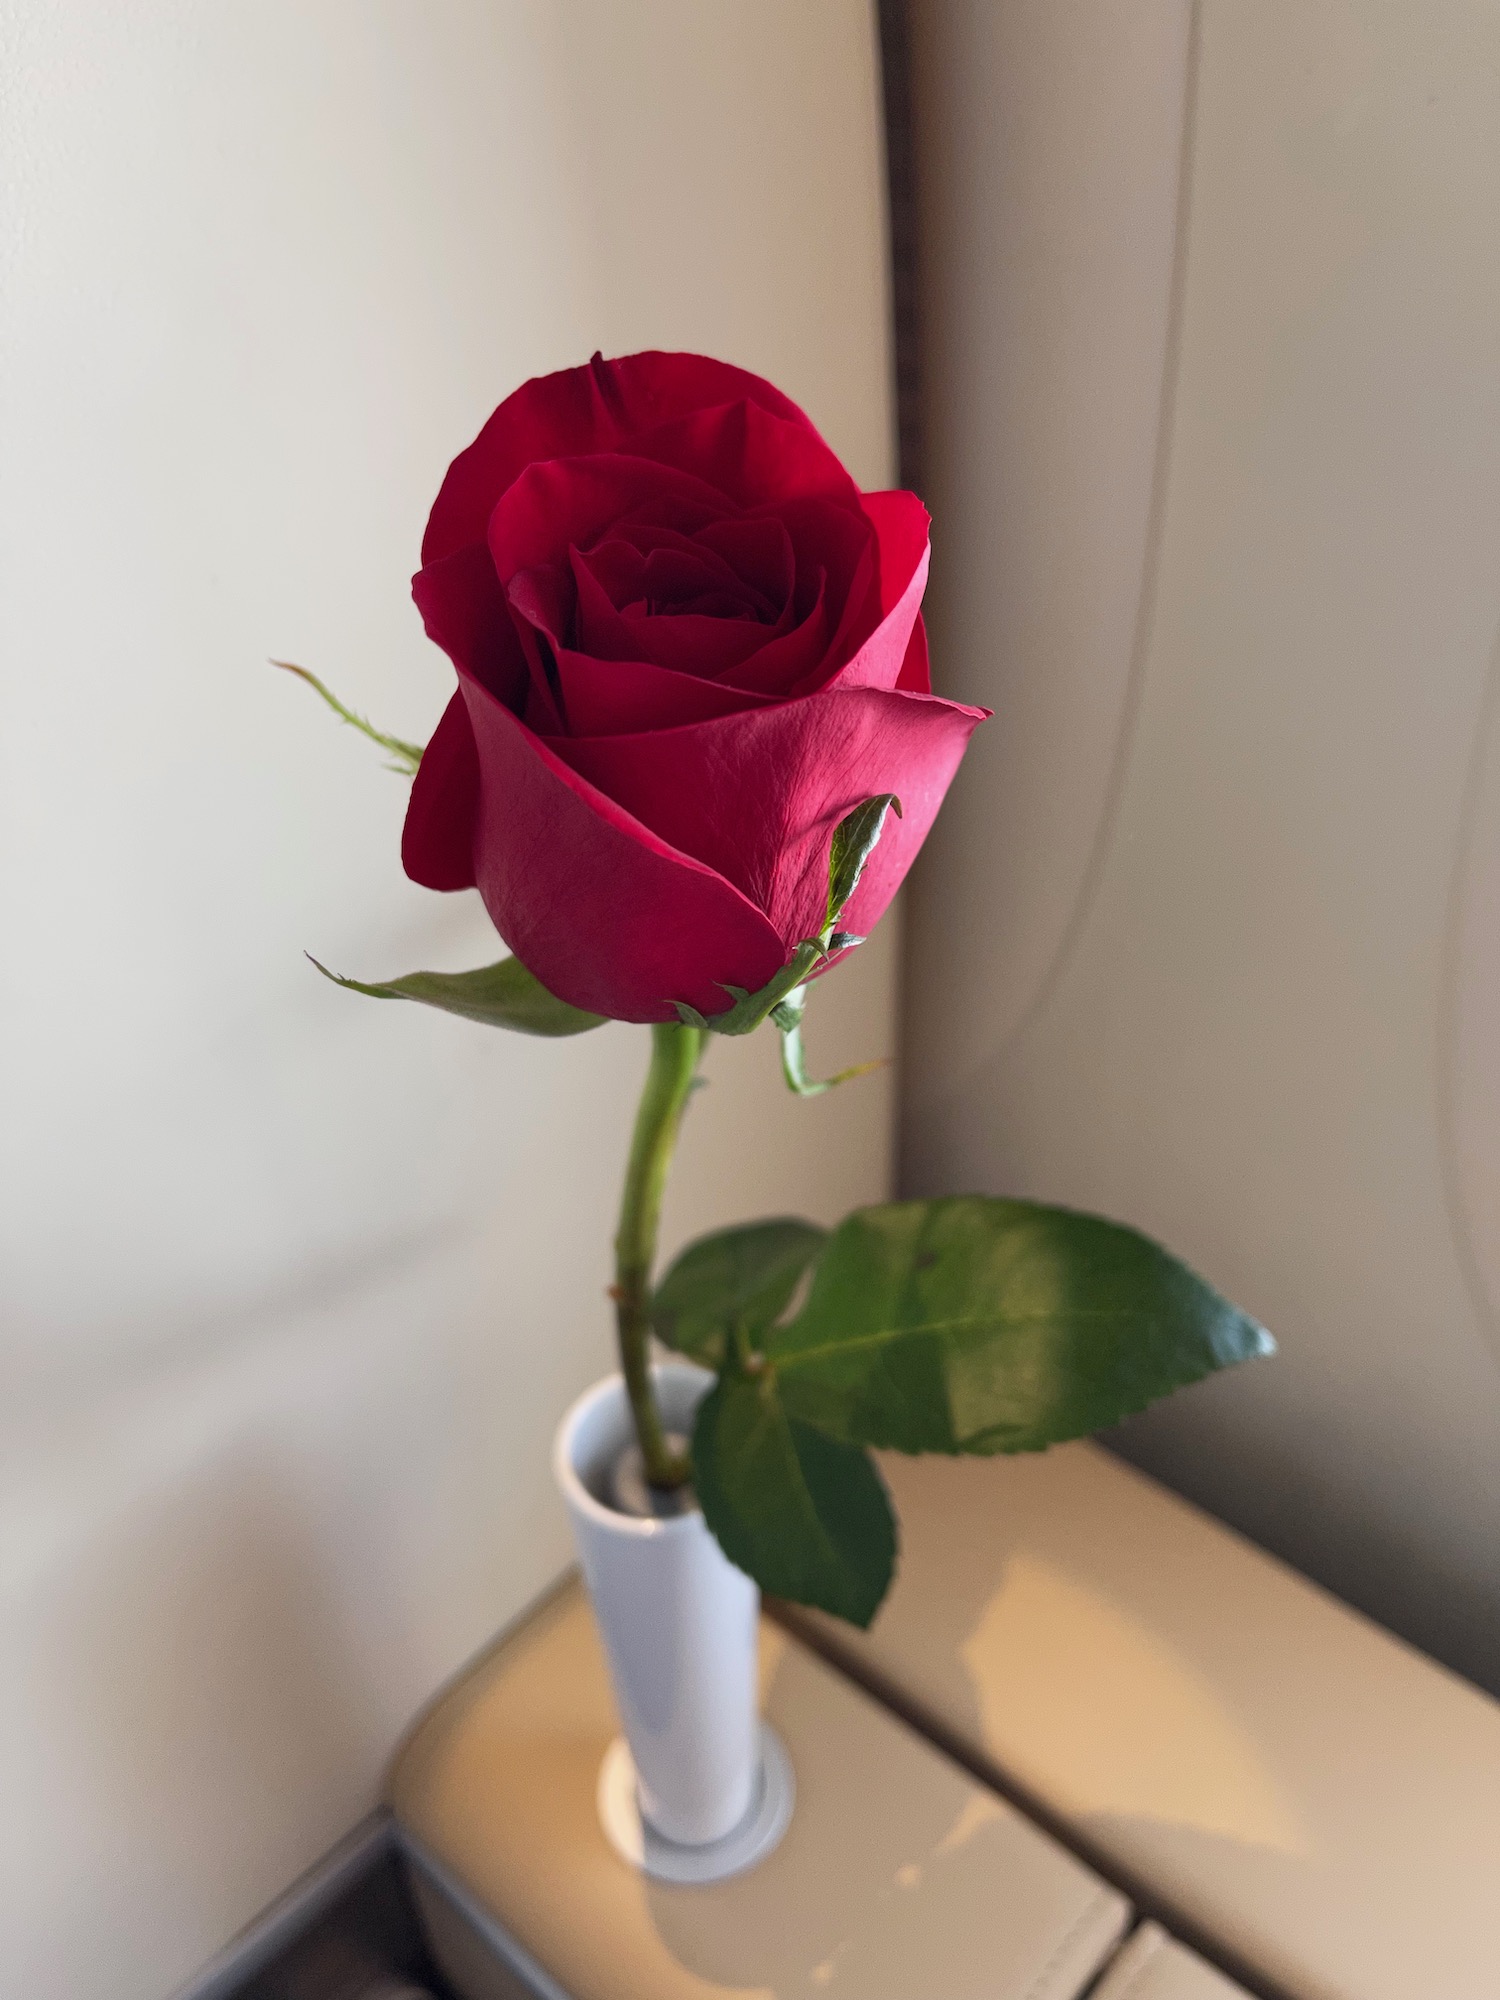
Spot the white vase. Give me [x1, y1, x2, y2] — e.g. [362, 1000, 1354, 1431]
[553, 1360, 792, 1878]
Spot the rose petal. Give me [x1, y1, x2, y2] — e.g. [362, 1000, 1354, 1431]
[830, 692, 989, 949]
[488, 454, 731, 581]
[582, 534, 768, 622]
[627, 398, 863, 516]
[695, 516, 795, 607]
[571, 547, 773, 677]
[424, 350, 821, 564]
[707, 573, 832, 696]
[401, 690, 481, 891]
[718, 498, 878, 694]
[456, 673, 786, 1022]
[864, 490, 932, 618]
[410, 545, 530, 712]
[496, 566, 570, 732]
[815, 490, 931, 694]
[547, 685, 987, 947]
[636, 544, 771, 620]
[895, 614, 931, 694]
[548, 647, 779, 735]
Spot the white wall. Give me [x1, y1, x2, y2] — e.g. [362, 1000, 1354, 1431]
[0, 7, 897, 1994]
[903, 0, 1500, 1696]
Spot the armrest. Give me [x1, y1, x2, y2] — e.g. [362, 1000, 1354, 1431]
[789, 1444, 1500, 2000]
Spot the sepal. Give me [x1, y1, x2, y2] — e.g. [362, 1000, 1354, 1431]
[274, 660, 425, 776]
[681, 794, 901, 1037]
[771, 985, 887, 1098]
[309, 953, 606, 1036]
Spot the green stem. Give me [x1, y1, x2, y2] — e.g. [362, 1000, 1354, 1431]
[614, 1021, 704, 1487]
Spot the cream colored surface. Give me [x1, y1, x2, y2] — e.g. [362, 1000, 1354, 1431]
[389, 1582, 1129, 2000]
[902, 0, 1500, 1692]
[1092, 1925, 1248, 2000]
[801, 1445, 1500, 2000]
[0, 7, 896, 1996]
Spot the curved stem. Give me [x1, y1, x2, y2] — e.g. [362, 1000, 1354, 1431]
[614, 1021, 703, 1487]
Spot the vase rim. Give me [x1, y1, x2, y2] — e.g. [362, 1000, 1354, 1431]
[553, 1360, 712, 1540]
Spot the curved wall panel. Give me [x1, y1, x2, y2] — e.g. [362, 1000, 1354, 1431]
[901, 0, 1194, 1094]
[904, 0, 1500, 1692]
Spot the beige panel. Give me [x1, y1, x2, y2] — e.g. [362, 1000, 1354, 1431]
[389, 1583, 1130, 2000]
[1092, 1924, 1249, 2000]
[902, 0, 1500, 1691]
[0, 6, 895, 1996]
[798, 1445, 1500, 2000]
[901, 0, 1193, 1085]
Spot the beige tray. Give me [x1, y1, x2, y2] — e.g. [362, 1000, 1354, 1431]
[1092, 1923, 1250, 2000]
[793, 1444, 1500, 2000]
[388, 1580, 1128, 2000]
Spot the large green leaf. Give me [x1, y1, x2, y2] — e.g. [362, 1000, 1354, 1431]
[309, 954, 606, 1036]
[651, 1218, 827, 1368]
[770, 1196, 1274, 1454]
[693, 1367, 896, 1626]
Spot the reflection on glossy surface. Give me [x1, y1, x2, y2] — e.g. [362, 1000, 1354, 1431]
[961, 1557, 1303, 1853]
[390, 1583, 1127, 2000]
[808, 1445, 1500, 2000]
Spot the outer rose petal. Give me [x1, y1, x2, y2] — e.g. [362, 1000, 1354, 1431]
[896, 614, 932, 694]
[402, 690, 480, 891]
[457, 675, 788, 1023]
[548, 646, 778, 735]
[424, 352, 820, 564]
[548, 685, 987, 949]
[624, 400, 862, 517]
[816, 490, 931, 693]
[864, 490, 932, 619]
[411, 545, 530, 710]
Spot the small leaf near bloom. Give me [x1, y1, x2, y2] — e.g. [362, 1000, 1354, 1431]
[308, 955, 605, 1037]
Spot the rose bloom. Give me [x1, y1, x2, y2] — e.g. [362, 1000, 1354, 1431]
[403, 351, 985, 1023]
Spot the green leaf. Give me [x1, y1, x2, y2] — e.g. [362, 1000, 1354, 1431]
[771, 985, 887, 1098]
[825, 793, 901, 936]
[651, 1218, 827, 1367]
[693, 1367, 896, 1626]
[309, 954, 606, 1036]
[770, 1196, 1275, 1454]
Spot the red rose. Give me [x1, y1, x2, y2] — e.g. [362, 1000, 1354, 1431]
[403, 351, 985, 1023]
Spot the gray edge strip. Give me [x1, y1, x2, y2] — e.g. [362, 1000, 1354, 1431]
[397, 1831, 576, 2000]
[167, 1810, 395, 2000]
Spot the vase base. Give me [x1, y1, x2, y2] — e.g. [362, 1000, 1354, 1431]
[596, 1726, 794, 1884]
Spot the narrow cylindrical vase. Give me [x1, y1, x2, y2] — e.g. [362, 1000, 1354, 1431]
[553, 1361, 759, 1847]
